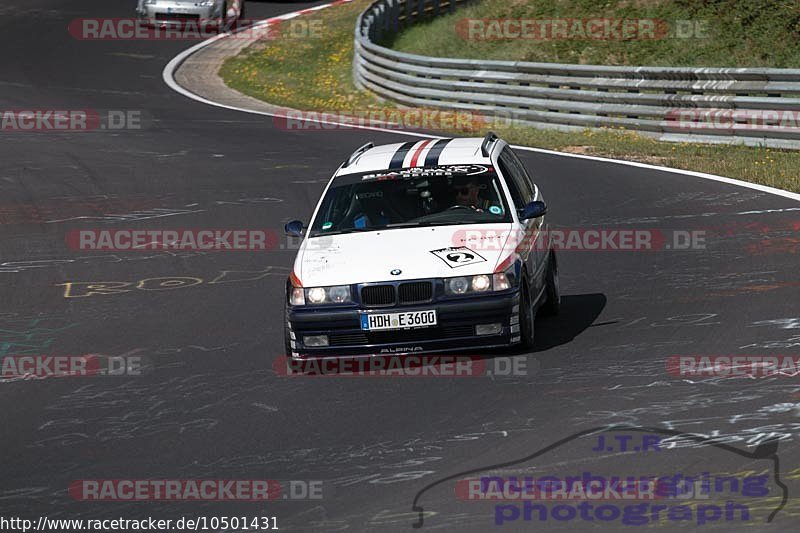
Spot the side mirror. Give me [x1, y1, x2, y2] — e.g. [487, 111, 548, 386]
[284, 220, 305, 237]
[519, 200, 547, 221]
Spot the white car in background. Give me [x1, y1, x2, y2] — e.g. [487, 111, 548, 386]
[136, 0, 245, 27]
[284, 133, 560, 359]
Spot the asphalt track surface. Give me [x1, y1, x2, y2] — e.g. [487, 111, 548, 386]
[1, 1, 800, 531]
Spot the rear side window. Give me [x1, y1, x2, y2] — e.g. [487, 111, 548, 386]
[498, 149, 534, 209]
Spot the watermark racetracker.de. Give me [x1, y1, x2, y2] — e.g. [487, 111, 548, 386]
[666, 109, 800, 134]
[1, 354, 149, 381]
[667, 355, 800, 378]
[68, 479, 323, 501]
[65, 227, 709, 252]
[456, 18, 710, 41]
[272, 108, 489, 133]
[68, 18, 326, 41]
[0, 110, 147, 132]
[272, 354, 532, 378]
[66, 229, 280, 251]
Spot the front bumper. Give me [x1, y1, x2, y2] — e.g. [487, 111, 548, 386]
[137, 2, 224, 26]
[287, 291, 522, 358]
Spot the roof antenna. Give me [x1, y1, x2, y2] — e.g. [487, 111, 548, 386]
[481, 132, 498, 157]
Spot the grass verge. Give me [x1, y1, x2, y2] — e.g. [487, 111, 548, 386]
[220, 0, 800, 193]
[389, 0, 800, 68]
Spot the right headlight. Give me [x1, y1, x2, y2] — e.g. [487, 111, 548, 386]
[291, 285, 353, 306]
[444, 273, 515, 295]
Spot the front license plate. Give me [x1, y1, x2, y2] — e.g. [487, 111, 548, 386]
[360, 310, 437, 331]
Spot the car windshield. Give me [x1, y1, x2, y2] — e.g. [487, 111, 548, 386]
[308, 166, 512, 237]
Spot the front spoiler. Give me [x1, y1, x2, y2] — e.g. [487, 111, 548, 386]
[287, 291, 521, 358]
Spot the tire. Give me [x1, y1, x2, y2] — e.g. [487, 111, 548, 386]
[543, 250, 561, 316]
[284, 320, 292, 357]
[283, 304, 294, 358]
[519, 281, 535, 349]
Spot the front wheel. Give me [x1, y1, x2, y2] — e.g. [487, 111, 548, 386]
[283, 305, 294, 357]
[543, 250, 561, 316]
[519, 283, 535, 349]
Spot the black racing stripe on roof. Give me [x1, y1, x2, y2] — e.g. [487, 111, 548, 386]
[424, 139, 453, 167]
[388, 141, 416, 169]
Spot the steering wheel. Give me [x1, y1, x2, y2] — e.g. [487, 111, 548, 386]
[447, 204, 479, 211]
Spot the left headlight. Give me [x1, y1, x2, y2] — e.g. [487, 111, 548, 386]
[291, 285, 353, 306]
[443, 270, 518, 296]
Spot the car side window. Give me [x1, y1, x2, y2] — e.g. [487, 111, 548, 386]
[505, 147, 537, 198]
[498, 149, 534, 208]
[496, 155, 525, 210]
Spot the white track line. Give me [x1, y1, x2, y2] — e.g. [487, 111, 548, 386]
[162, 2, 800, 203]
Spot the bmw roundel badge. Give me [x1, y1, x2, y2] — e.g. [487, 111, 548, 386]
[390, 269, 402, 276]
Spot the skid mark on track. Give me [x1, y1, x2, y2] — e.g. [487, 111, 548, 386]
[750, 318, 800, 330]
[596, 206, 800, 225]
[0, 252, 207, 273]
[740, 335, 800, 349]
[45, 207, 204, 224]
[0, 193, 283, 226]
[652, 191, 766, 208]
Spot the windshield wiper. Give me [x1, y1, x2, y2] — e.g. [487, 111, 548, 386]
[310, 227, 377, 237]
[388, 221, 484, 228]
[313, 221, 469, 236]
[385, 222, 425, 228]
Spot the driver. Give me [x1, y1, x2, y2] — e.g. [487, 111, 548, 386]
[452, 176, 490, 211]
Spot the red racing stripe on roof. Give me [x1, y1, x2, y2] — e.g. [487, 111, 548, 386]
[409, 139, 434, 167]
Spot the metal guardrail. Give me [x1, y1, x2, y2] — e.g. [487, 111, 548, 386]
[353, 0, 800, 148]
